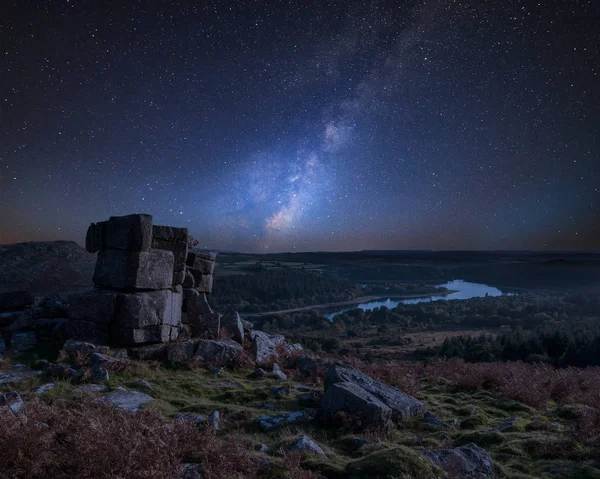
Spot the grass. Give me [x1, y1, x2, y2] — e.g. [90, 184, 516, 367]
[2, 354, 600, 478]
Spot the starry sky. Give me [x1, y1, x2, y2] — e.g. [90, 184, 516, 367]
[1, 0, 598, 252]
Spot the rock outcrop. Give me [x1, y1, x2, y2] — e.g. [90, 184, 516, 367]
[68, 214, 189, 346]
[319, 364, 425, 429]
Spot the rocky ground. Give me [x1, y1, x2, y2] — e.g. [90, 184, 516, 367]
[1, 340, 599, 478]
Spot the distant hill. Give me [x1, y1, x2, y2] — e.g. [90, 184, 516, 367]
[0, 241, 95, 299]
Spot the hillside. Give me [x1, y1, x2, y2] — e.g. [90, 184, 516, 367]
[0, 241, 95, 298]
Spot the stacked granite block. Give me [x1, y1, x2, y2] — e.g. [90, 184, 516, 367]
[68, 214, 184, 346]
[182, 250, 219, 338]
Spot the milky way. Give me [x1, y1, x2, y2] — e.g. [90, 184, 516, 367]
[1, 1, 598, 251]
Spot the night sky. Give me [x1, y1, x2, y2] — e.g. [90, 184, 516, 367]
[1, 1, 598, 252]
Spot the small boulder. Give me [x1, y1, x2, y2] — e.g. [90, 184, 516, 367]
[91, 365, 109, 383]
[173, 463, 205, 479]
[290, 435, 326, 456]
[173, 413, 207, 425]
[37, 360, 81, 380]
[424, 412, 451, 429]
[134, 379, 155, 393]
[248, 368, 266, 379]
[422, 443, 496, 478]
[255, 410, 313, 431]
[75, 384, 109, 394]
[63, 339, 97, 354]
[100, 390, 153, 412]
[255, 444, 269, 453]
[220, 311, 244, 344]
[207, 410, 221, 430]
[272, 364, 287, 381]
[295, 355, 318, 374]
[241, 319, 254, 332]
[271, 386, 291, 398]
[194, 339, 242, 367]
[0, 370, 41, 385]
[0, 391, 25, 414]
[33, 383, 56, 395]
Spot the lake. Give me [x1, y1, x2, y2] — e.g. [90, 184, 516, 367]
[325, 280, 512, 320]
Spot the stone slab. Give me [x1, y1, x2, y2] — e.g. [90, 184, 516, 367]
[93, 249, 174, 290]
[114, 290, 181, 329]
[104, 214, 153, 251]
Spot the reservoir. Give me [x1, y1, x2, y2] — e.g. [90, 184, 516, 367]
[325, 280, 511, 320]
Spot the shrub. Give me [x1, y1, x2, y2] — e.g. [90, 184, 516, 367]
[0, 397, 257, 478]
[424, 358, 600, 408]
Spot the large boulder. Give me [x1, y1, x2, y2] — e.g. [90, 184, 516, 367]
[422, 443, 496, 478]
[114, 290, 181, 330]
[93, 249, 174, 290]
[220, 311, 244, 344]
[250, 331, 279, 367]
[103, 214, 153, 252]
[325, 364, 426, 422]
[185, 291, 220, 338]
[319, 381, 392, 429]
[194, 339, 242, 367]
[0, 291, 34, 313]
[151, 225, 188, 286]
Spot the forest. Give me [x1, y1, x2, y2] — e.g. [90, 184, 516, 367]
[434, 319, 600, 367]
[208, 269, 359, 312]
[249, 291, 600, 367]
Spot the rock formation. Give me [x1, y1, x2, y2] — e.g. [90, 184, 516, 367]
[68, 213, 217, 347]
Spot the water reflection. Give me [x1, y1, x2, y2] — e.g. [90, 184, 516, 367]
[325, 280, 510, 320]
